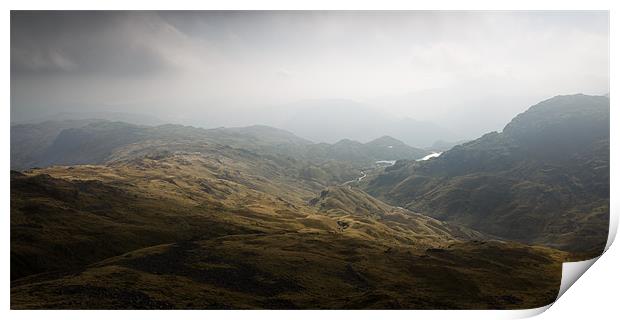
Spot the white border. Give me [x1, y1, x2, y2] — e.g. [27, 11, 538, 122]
[2, 1, 617, 319]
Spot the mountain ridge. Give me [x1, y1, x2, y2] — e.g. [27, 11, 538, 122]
[362, 94, 609, 257]
[11, 120, 429, 171]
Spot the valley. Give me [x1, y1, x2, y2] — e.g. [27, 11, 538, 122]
[9, 94, 609, 309]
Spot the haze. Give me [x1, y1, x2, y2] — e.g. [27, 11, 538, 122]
[11, 11, 609, 146]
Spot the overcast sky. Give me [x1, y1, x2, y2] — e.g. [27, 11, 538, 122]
[11, 11, 609, 141]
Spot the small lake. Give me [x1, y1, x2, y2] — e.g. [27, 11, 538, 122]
[417, 152, 442, 161]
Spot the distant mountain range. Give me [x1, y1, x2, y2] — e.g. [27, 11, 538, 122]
[265, 99, 458, 147]
[11, 111, 165, 126]
[13, 100, 463, 149]
[11, 119, 429, 172]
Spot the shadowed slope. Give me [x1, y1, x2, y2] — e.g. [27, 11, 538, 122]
[363, 94, 610, 257]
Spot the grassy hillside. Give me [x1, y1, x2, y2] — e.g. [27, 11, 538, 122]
[12, 236, 564, 309]
[12, 149, 565, 309]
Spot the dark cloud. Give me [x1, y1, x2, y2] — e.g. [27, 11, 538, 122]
[11, 11, 191, 76]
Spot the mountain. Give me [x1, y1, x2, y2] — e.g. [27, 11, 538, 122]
[38, 121, 151, 167]
[10, 119, 97, 169]
[363, 94, 609, 258]
[426, 139, 471, 152]
[303, 136, 428, 165]
[364, 136, 426, 159]
[11, 94, 607, 309]
[11, 146, 564, 309]
[11, 121, 428, 171]
[210, 125, 313, 146]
